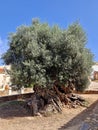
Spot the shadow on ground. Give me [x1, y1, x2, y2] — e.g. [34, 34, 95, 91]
[0, 100, 31, 119]
[58, 100, 98, 130]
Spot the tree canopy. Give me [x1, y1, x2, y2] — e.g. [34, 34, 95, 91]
[3, 19, 93, 91]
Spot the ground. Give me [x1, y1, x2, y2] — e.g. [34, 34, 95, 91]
[0, 94, 98, 130]
[87, 81, 98, 91]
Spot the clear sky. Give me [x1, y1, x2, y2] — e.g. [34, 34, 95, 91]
[0, 0, 98, 64]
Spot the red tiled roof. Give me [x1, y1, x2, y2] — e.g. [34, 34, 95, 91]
[0, 68, 4, 73]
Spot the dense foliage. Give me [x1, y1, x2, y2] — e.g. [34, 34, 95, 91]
[3, 19, 93, 91]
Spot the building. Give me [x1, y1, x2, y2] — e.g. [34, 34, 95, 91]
[0, 65, 32, 96]
[91, 64, 98, 80]
[0, 65, 11, 90]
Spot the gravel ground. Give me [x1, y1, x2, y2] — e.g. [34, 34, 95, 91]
[0, 94, 98, 130]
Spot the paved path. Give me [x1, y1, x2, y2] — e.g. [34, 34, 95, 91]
[59, 100, 98, 130]
[80, 102, 98, 130]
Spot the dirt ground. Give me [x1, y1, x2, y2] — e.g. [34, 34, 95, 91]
[0, 94, 98, 130]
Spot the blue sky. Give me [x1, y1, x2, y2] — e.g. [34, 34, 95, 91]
[0, 0, 98, 64]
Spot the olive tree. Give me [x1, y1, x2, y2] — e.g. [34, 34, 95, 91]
[3, 19, 93, 91]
